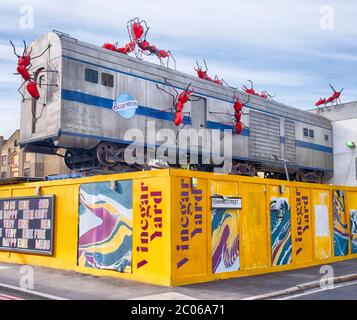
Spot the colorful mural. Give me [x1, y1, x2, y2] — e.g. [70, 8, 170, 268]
[78, 180, 133, 273]
[270, 197, 292, 266]
[350, 210, 357, 254]
[333, 190, 349, 257]
[211, 208, 240, 273]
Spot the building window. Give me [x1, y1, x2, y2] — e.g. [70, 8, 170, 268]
[1, 172, 6, 178]
[85, 68, 98, 84]
[101, 73, 114, 87]
[325, 134, 329, 141]
[11, 153, 19, 166]
[1, 155, 7, 166]
[309, 129, 314, 138]
[23, 168, 31, 177]
[303, 128, 309, 137]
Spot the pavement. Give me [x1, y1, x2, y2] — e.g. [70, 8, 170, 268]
[0, 259, 356, 300]
[277, 281, 357, 300]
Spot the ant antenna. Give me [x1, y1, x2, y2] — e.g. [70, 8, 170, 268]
[329, 83, 336, 92]
[203, 59, 208, 71]
[9, 41, 20, 58]
[23, 40, 27, 56]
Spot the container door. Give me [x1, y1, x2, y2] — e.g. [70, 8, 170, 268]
[240, 183, 269, 270]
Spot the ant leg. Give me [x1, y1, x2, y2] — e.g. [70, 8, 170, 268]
[18, 80, 26, 102]
[156, 83, 176, 106]
[31, 44, 50, 60]
[168, 51, 176, 70]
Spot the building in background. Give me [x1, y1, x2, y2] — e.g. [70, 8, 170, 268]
[0, 129, 68, 178]
[310, 101, 357, 186]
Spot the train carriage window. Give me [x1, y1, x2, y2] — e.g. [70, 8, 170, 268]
[85, 68, 98, 84]
[309, 129, 314, 138]
[303, 128, 309, 137]
[325, 134, 329, 141]
[102, 73, 114, 88]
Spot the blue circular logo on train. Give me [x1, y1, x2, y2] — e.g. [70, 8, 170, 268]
[112, 93, 138, 119]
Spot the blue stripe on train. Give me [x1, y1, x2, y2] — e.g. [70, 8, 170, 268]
[61, 89, 332, 154]
[62, 55, 332, 131]
[62, 89, 250, 136]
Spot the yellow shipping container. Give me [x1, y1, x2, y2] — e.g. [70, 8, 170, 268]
[0, 169, 356, 286]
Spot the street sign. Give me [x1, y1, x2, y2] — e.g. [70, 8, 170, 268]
[211, 197, 242, 209]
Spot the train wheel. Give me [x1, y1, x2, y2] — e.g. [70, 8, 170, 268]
[96, 142, 117, 167]
[64, 150, 74, 170]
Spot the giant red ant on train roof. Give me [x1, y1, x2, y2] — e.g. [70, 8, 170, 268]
[194, 60, 226, 85]
[102, 17, 176, 69]
[242, 79, 275, 100]
[315, 83, 343, 110]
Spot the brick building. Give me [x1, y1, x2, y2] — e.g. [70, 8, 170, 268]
[0, 129, 68, 178]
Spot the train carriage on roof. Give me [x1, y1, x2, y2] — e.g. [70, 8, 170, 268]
[18, 31, 333, 183]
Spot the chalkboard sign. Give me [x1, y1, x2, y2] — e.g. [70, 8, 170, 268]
[0, 196, 55, 255]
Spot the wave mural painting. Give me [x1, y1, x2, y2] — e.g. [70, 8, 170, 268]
[211, 208, 240, 273]
[333, 190, 349, 257]
[270, 198, 292, 266]
[350, 210, 357, 254]
[78, 180, 133, 273]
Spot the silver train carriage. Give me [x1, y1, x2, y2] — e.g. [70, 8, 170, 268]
[19, 32, 333, 183]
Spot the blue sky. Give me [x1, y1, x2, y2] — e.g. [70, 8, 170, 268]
[0, 0, 357, 138]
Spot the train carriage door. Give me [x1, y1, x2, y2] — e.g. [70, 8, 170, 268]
[187, 96, 209, 158]
[190, 96, 207, 129]
[284, 120, 296, 162]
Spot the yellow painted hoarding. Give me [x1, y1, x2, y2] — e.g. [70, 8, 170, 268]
[0, 169, 356, 287]
[291, 187, 313, 264]
[171, 176, 208, 280]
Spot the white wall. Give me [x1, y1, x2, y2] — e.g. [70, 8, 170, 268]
[330, 119, 357, 186]
[310, 102, 357, 186]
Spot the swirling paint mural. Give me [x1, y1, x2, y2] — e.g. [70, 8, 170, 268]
[333, 190, 349, 257]
[78, 180, 133, 273]
[350, 210, 357, 254]
[211, 209, 239, 273]
[270, 198, 292, 266]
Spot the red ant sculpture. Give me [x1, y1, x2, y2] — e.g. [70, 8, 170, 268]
[10, 40, 50, 101]
[210, 91, 250, 135]
[242, 80, 274, 100]
[315, 83, 343, 108]
[102, 17, 176, 69]
[194, 60, 225, 85]
[156, 81, 199, 126]
[127, 17, 149, 42]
